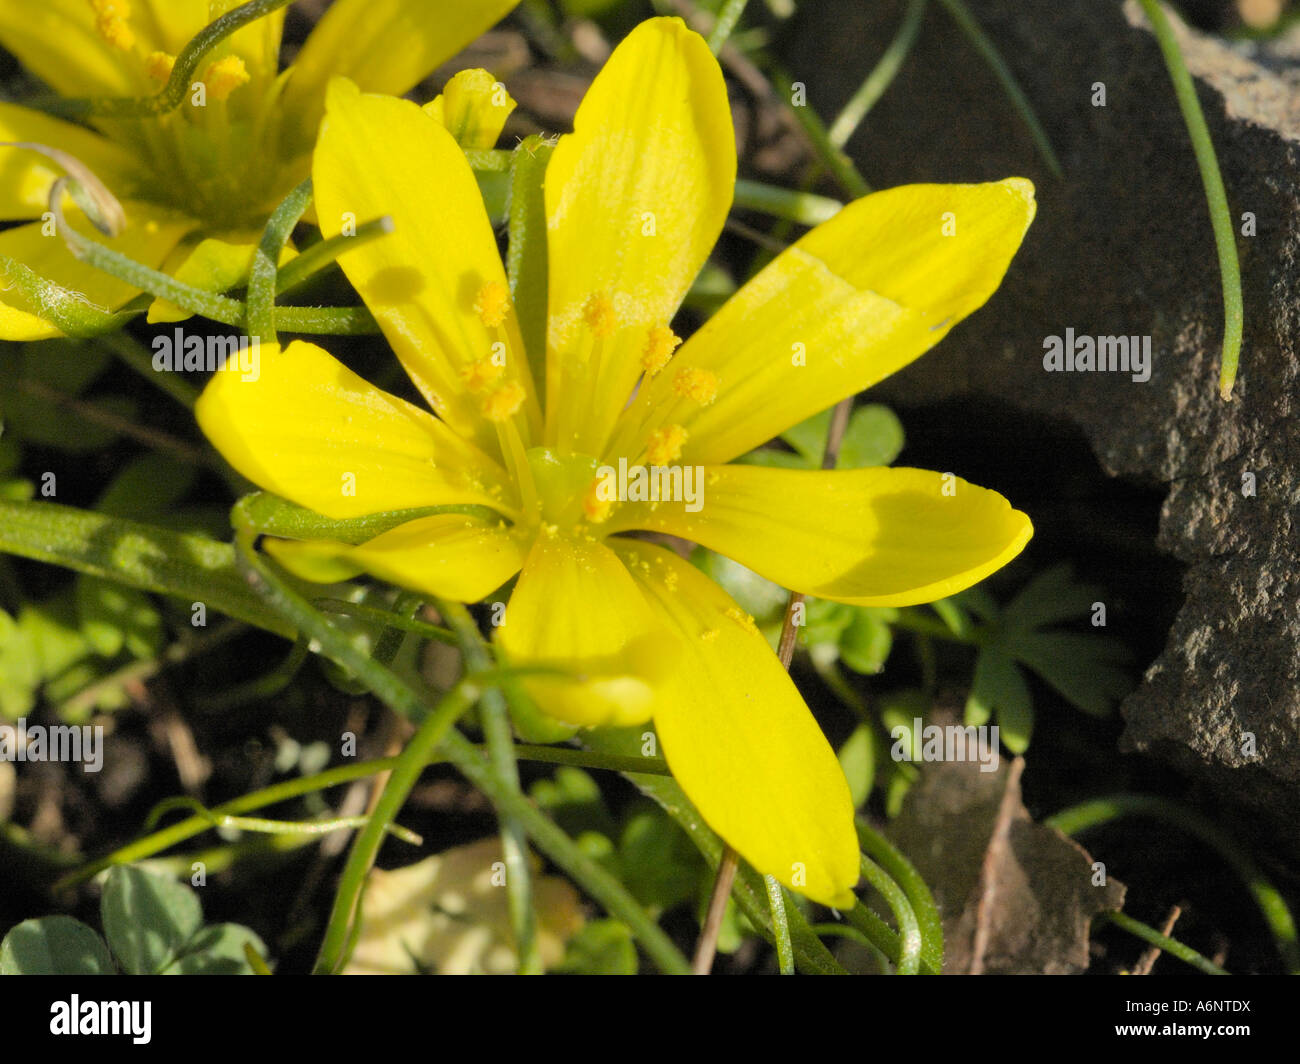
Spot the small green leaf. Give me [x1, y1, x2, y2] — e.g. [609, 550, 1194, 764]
[779, 404, 905, 469]
[98, 454, 199, 521]
[1007, 631, 1131, 717]
[555, 920, 637, 975]
[163, 923, 267, 975]
[75, 575, 163, 659]
[966, 647, 1033, 751]
[838, 724, 876, 807]
[1001, 564, 1102, 633]
[837, 404, 905, 468]
[101, 866, 204, 975]
[617, 806, 702, 912]
[839, 607, 896, 675]
[691, 548, 788, 625]
[0, 916, 115, 974]
[530, 767, 618, 842]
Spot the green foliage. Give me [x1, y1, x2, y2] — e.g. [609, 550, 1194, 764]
[957, 564, 1132, 753]
[0, 865, 265, 975]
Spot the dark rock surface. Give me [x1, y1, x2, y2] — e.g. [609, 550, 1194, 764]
[784, 1, 1299, 846]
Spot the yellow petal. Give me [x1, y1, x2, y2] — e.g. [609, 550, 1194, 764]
[543, 17, 734, 456]
[608, 464, 1032, 606]
[611, 539, 859, 907]
[495, 532, 669, 728]
[313, 78, 539, 457]
[268, 514, 526, 602]
[0, 200, 190, 341]
[195, 339, 517, 521]
[0, 0, 137, 97]
[423, 68, 516, 150]
[134, 1, 207, 56]
[281, 0, 519, 154]
[610, 179, 1036, 465]
[0, 104, 139, 222]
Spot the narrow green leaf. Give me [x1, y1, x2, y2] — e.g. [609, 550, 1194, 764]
[507, 136, 556, 394]
[0, 499, 294, 639]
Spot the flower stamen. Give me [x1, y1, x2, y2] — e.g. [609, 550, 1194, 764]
[582, 293, 619, 338]
[145, 51, 176, 82]
[642, 324, 681, 376]
[89, 0, 135, 51]
[673, 367, 720, 406]
[204, 55, 250, 101]
[474, 280, 510, 328]
[460, 357, 504, 393]
[646, 424, 688, 466]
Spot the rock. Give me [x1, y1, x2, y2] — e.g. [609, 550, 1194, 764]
[783, 1, 1300, 847]
[889, 758, 1125, 974]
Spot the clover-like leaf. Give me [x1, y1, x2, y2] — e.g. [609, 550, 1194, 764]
[101, 866, 204, 975]
[0, 916, 115, 975]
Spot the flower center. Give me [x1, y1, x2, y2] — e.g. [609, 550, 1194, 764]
[524, 448, 605, 531]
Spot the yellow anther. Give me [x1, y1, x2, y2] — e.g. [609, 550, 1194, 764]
[90, 0, 133, 49]
[204, 55, 250, 101]
[726, 605, 757, 633]
[474, 280, 510, 328]
[459, 357, 504, 393]
[145, 51, 175, 82]
[92, 11, 135, 50]
[673, 367, 719, 406]
[582, 293, 619, 338]
[481, 381, 525, 422]
[582, 475, 614, 524]
[646, 424, 688, 466]
[642, 324, 681, 377]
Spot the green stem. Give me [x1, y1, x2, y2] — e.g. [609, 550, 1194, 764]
[1103, 911, 1229, 976]
[247, 178, 313, 345]
[856, 854, 923, 974]
[313, 676, 480, 974]
[856, 818, 944, 973]
[514, 744, 670, 776]
[1047, 794, 1299, 973]
[764, 875, 795, 974]
[1134, 0, 1243, 400]
[314, 599, 457, 645]
[53, 209, 381, 334]
[144, 795, 422, 845]
[275, 217, 395, 295]
[935, 0, 1063, 178]
[707, 0, 751, 54]
[767, 65, 871, 199]
[440, 601, 542, 976]
[829, 0, 928, 148]
[56, 756, 405, 889]
[733, 178, 842, 226]
[33, 0, 296, 119]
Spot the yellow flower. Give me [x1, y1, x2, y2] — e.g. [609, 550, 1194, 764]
[196, 18, 1037, 907]
[0, 0, 520, 339]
